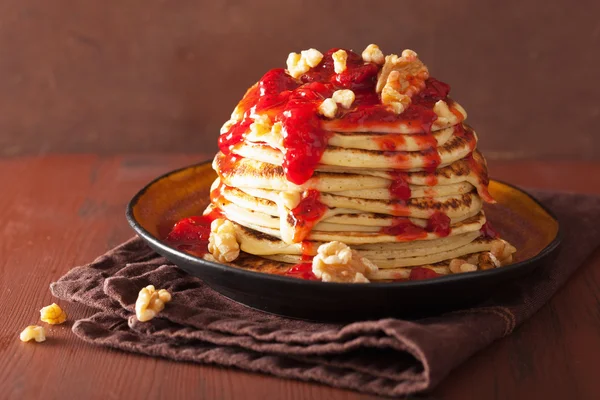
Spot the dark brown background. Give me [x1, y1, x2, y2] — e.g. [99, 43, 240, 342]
[1, 0, 599, 159]
[3, 2, 600, 399]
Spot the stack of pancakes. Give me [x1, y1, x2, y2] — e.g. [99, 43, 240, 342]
[206, 47, 516, 281]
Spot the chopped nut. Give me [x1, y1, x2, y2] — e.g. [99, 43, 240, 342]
[301, 48, 324, 67]
[286, 49, 323, 78]
[135, 285, 172, 322]
[401, 49, 418, 60]
[460, 263, 478, 273]
[318, 98, 338, 118]
[449, 258, 465, 273]
[381, 71, 411, 114]
[362, 44, 385, 64]
[332, 49, 348, 74]
[286, 52, 309, 79]
[312, 241, 378, 283]
[249, 114, 272, 137]
[433, 100, 454, 124]
[490, 240, 505, 258]
[490, 239, 516, 264]
[478, 252, 501, 270]
[20, 325, 46, 342]
[40, 303, 67, 325]
[332, 89, 355, 109]
[376, 50, 429, 93]
[449, 259, 478, 274]
[208, 218, 240, 263]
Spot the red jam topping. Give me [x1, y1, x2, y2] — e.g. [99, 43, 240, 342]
[426, 211, 451, 237]
[289, 189, 329, 242]
[301, 241, 315, 261]
[388, 172, 412, 201]
[480, 221, 500, 239]
[381, 218, 428, 241]
[284, 263, 318, 280]
[374, 133, 407, 151]
[408, 267, 442, 280]
[165, 215, 218, 257]
[218, 48, 453, 185]
[332, 77, 448, 131]
[381, 211, 451, 240]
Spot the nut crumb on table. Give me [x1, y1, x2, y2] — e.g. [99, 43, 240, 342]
[20, 325, 46, 343]
[40, 303, 67, 325]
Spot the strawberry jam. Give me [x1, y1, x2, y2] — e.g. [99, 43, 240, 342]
[165, 215, 219, 257]
[289, 190, 329, 242]
[389, 172, 412, 201]
[218, 48, 453, 185]
[374, 133, 407, 151]
[426, 211, 451, 237]
[480, 221, 499, 239]
[381, 218, 428, 241]
[381, 211, 451, 240]
[409, 267, 442, 280]
[284, 263, 318, 280]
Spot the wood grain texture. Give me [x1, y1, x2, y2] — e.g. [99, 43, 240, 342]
[0, 0, 599, 159]
[1, 154, 600, 400]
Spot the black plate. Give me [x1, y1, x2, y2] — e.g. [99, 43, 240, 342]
[126, 160, 561, 321]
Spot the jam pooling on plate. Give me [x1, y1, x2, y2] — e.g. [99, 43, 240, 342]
[165, 213, 220, 257]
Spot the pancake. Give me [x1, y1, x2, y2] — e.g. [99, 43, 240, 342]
[232, 124, 477, 170]
[218, 184, 481, 219]
[217, 197, 481, 232]
[233, 222, 482, 257]
[245, 125, 456, 152]
[188, 45, 517, 282]
[264, 236, 508, 268]
[241, 181, 473, 203]
[230, 212, 486, 245]
[214, 150, 494, 202]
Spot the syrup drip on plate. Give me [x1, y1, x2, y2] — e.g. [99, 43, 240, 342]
[164, 210, 222, 257]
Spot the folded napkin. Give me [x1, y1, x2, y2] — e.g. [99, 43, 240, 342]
[51, 191, 600, 397]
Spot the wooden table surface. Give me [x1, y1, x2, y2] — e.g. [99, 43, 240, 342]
[2, 154, 600, 400]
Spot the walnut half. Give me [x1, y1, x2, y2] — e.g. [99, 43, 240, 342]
[135, 285, 172, 322]
[312, 241, 378, 283]
[375, 50, 429, 95]
[208, 218, 240, 263]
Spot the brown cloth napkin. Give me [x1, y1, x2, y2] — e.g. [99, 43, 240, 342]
[51, 191, 600, 397]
